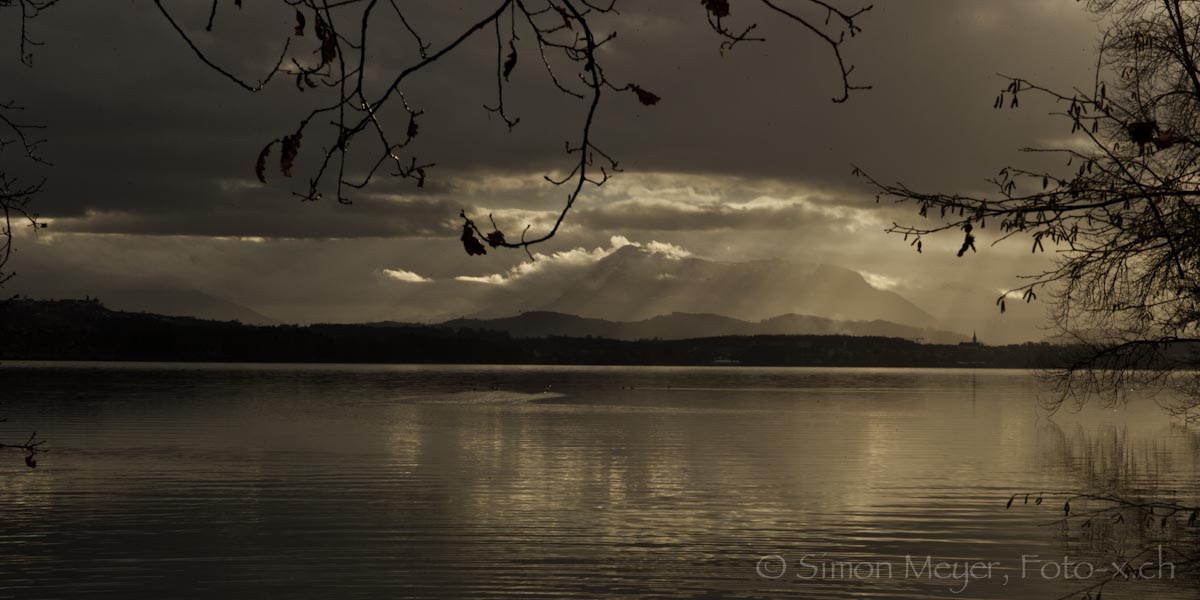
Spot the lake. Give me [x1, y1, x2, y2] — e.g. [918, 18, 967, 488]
[0, 363, 1196, 599]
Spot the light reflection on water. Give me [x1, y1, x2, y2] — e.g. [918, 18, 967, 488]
[0, 363, 1196, 599]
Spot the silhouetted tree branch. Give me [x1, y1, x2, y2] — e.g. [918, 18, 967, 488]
[1001, 487, 1199, 599]
[152, 0, 872, 256]
[0, 103, 49, 290]
[0, 0, 872, 467]
[0, 428, 46, 468]
[0, 0, 53, 468]
[0, 1, 52, 289]
[858, 0, 1200, 418]
[862, 5, 1200, 587]
[2, 0, 58, 67]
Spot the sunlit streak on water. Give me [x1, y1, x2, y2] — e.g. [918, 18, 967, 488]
[0, 363, 1195, 599]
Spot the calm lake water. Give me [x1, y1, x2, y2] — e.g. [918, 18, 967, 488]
[0, 363, 1196, 599]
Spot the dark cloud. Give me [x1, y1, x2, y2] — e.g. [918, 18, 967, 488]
[4, 1, 1099, 225]
[0, 1, 1102, 336]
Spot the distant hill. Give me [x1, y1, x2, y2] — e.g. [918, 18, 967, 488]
[440, 311, 967, 344]
[13, 288, 278, 325]
[531, 246, 935, 326]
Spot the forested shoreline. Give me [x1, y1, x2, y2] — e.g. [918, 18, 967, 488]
[1, 299, 1065, 368]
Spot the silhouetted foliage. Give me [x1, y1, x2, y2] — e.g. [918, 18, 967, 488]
[859, 0, 1200, 421]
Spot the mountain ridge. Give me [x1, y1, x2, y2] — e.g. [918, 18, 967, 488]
[0, 298, 1060, 368]
[13, 288, 279, 325]
[438, 309, 967, 344]
[534, 245, 936, 327]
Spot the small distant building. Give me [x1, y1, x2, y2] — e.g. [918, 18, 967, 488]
[959, 331, 983, 347]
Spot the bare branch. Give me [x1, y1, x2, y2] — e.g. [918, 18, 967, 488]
[147, 0, 871, 254]
[858, 0, 1200, 417]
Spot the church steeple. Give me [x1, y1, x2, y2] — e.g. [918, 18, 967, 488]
[972, 330, 978, 344]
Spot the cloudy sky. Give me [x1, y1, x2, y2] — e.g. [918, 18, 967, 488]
[1, 1, 1101, 341]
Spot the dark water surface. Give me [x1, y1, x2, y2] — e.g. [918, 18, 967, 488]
[0, 363, 1196, 599]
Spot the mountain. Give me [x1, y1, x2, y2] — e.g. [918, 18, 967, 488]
[14, 288, 279, 325]
[441, 310, 967, 344]
[537, 246, 935, 326]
